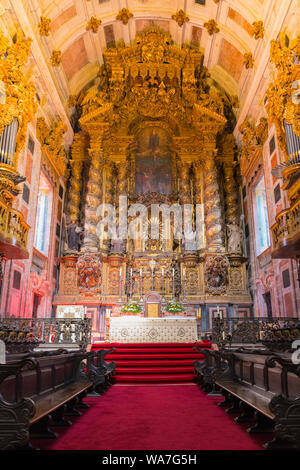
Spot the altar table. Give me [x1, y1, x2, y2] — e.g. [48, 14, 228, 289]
[108, 316, 197, 343]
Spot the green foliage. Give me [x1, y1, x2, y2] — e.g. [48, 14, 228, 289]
[165, 301, 185, 313]
[121, 301, 142, 314]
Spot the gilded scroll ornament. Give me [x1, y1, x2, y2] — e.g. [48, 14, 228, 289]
[116, 8, 133, 25]
[50, 50, 62, 66]
[265, 34, 300, 149]
[68, 95, 78, 108]
[252, 21, 264, 40]
[0, 31, 37, 154]
[86, 17, 102, 34]
[172, 10, 189, 27]
[243, 52, 254, 69]
[38, 17, 51, 36]
[239, 117, 268, 161]
[36, 117, 67, 177]
[204, 20, 219, 36]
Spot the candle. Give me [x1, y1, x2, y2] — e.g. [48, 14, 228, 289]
[162, 268, 164, 276]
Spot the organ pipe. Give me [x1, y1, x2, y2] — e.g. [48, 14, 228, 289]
[284, 120, 300, 161]
[0, 117, 19, 166]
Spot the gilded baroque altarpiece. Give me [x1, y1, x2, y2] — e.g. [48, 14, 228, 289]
[55, 27, 251, 313]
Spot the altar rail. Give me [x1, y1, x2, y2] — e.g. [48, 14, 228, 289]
[0, 317, 92, 353]
[212, 317, 300, 348]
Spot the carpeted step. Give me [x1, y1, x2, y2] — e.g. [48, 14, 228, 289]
[101, 347, 201, 354]
[116, 366, 194, 374]
[105, 353, 204, 361]
[116, 359, 196, 367]
[92, 342, 210, 349]
[92, 341, 211, 384]
[116, 373, 196, 383]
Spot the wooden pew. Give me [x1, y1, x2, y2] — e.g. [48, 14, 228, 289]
[0, 350, 94, 449]
[194, 348, 300, 449]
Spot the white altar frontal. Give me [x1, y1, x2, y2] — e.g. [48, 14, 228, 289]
[108, 316, 197, 343]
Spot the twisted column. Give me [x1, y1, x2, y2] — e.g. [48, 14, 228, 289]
[204, 152, 224, 252]
[67, 133, 86, 223]
[194, 160, 202, 204]
[117, 162, 128, 197]
[224, 164, 240, 225]
[222, 135, 240, 226]
[82, 132, 105, 252]
[179, 161, 191, 204]
[105, 162, 115, 205]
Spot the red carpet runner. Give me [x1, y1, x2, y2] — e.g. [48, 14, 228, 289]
[91, 341, 211, 384]
[34, 385, 264, 450]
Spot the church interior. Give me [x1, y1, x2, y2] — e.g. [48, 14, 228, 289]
[0, 0, 300, 452]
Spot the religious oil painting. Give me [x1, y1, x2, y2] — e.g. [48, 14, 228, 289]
[135, 127, 172, 195]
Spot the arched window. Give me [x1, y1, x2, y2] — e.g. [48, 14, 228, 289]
[253, 175, 270, 255]
[34, 173, 53, 255]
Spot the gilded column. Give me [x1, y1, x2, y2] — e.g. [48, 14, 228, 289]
[194, 160, 202, 204]
[105, 162, 115, 205]
[179, 160, 191, 204]
[67, 133, 87, 223]
[117, 162, 128, 197]
[224, 164, 239, 225]
[82, 127, 106, 251]
[222, 135, 240, 226]
[204, 149, 224, 252]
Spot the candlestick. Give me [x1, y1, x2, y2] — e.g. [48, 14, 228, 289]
[119, 268, 122, 302]
[161, 267, 165, 302]
[182, 267, 186, 301]
[140, 268, 143, 302]
[172, 268, 175, 300]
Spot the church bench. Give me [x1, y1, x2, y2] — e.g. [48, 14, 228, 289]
[195, 348, 300, 449]
[0, 350, 95, 449]
[193, 347, 226, 392]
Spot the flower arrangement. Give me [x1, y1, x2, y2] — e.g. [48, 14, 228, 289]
[121, 301, 142, 314]
[165, 301, 185, 313]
